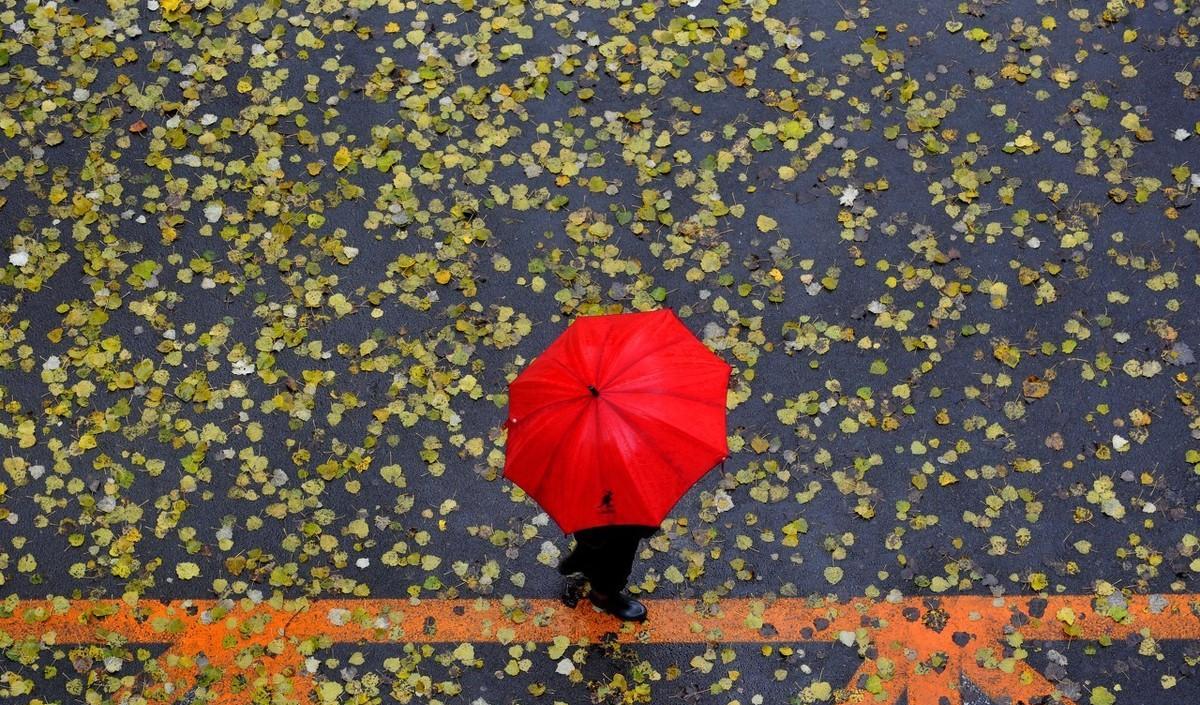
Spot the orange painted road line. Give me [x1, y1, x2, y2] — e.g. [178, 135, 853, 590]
[3, 594, 1198, 705]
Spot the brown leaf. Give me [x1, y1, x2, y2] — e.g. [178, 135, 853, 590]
[1022, 375, 1049, 399]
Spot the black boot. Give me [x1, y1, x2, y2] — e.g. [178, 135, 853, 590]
[560, 575, 587, 608]
[588, 590, 647, 622]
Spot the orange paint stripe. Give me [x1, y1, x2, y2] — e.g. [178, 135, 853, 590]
[0, 597, 880, 644]
[3, 595, 1199, 705]
[3, 595, 1198, 643]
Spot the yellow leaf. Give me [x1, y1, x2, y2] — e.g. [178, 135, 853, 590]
[333, 146, 352, 171]
[328, 293, 353, 316]
[756, 214, 778, 232]
[452, 643, 475, 663]
[318, 682, 343, 701]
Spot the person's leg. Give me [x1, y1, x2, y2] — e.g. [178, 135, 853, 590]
[584, 527, 641, 594]
[561, 526, 608, 573]
[575, 526, 650, 621]
[562, 526, 610, 579]
[558, 536, 588, 575]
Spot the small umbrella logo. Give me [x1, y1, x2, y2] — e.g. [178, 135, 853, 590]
[599, 490, 615, 513]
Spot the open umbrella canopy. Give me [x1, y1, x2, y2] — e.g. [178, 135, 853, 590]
[502, 308, 731, 534]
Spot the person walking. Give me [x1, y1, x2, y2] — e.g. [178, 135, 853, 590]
[501, 309, 731, 623]
[557, 523, 658, 621]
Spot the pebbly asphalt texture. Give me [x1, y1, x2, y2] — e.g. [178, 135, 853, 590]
[2, 0, 1200, 703]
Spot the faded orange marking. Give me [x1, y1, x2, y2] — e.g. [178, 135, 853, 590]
[2, 594, 1197, 704]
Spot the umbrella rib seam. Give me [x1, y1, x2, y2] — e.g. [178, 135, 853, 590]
[603, 401, 691, 504]
[600, 336, 689, 388]
[592, 319, 619, 386]
[523, 401, 592, 502]
[543, 355, 589, 387]
[601, 389, 725, 408]
[590, 400, 604, 528]
[504, 394, 586, 428]
[612, 401, 727, 464]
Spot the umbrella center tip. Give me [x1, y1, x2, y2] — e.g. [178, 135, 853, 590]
[587, 384, 599, 397]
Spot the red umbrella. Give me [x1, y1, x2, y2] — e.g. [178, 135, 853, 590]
[502, 308, 731, 534]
